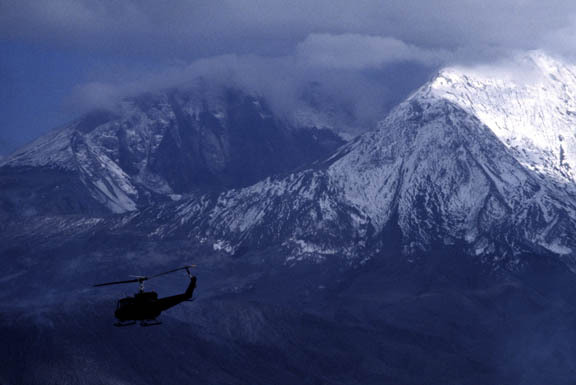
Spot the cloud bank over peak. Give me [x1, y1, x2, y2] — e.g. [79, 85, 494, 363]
[69, 34, 441, 133]
[296, 34, 449, 69]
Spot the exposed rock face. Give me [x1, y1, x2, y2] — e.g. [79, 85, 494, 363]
[0, 88, 344, 215]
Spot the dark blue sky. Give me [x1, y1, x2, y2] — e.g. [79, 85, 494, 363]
[0, 41, 175, 154]
[1, 42, 88, 152]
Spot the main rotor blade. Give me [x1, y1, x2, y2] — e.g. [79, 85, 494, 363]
[93, 265, 196, 287]
[150, 265, 197, 279]
[93, 278, 145, 287]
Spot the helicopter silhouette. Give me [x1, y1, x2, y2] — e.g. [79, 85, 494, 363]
[94, 265, 197, 327]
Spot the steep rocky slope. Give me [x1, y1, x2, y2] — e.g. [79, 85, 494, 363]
[0, 87, 343, 216]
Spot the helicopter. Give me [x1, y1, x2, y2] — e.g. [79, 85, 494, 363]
[93, 265, 197, 327]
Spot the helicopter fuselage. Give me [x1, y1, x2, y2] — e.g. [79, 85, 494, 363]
[113, 276, 196, 324]
[115, 291, 162, 321]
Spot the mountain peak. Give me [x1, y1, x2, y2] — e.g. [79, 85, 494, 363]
[310, 53, 576, 260]
[405, 52, 576, 193]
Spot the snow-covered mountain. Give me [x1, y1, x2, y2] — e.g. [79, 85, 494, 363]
[328, 51, 576, 261]
[105, 52, 576, 269]
[6, 52, 576, 385]
[5, 52, 576, 267]
[0, 87, 343, 216]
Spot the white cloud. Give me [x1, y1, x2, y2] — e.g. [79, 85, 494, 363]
[69, 39, 435, 130]
[296, 33, 448, 69]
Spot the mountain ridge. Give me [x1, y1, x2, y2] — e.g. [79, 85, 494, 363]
[4, 52, 576, 269]
[95, 52, 576, 269]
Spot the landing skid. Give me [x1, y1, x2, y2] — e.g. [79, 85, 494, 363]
[140, 319, 162, 327]
[114, 321, 136, 327]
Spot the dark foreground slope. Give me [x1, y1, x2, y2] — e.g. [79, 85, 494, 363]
[2, 249, 576, 385]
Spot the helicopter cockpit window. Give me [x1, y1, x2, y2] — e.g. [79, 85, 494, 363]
[117, 298, 133, 309]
